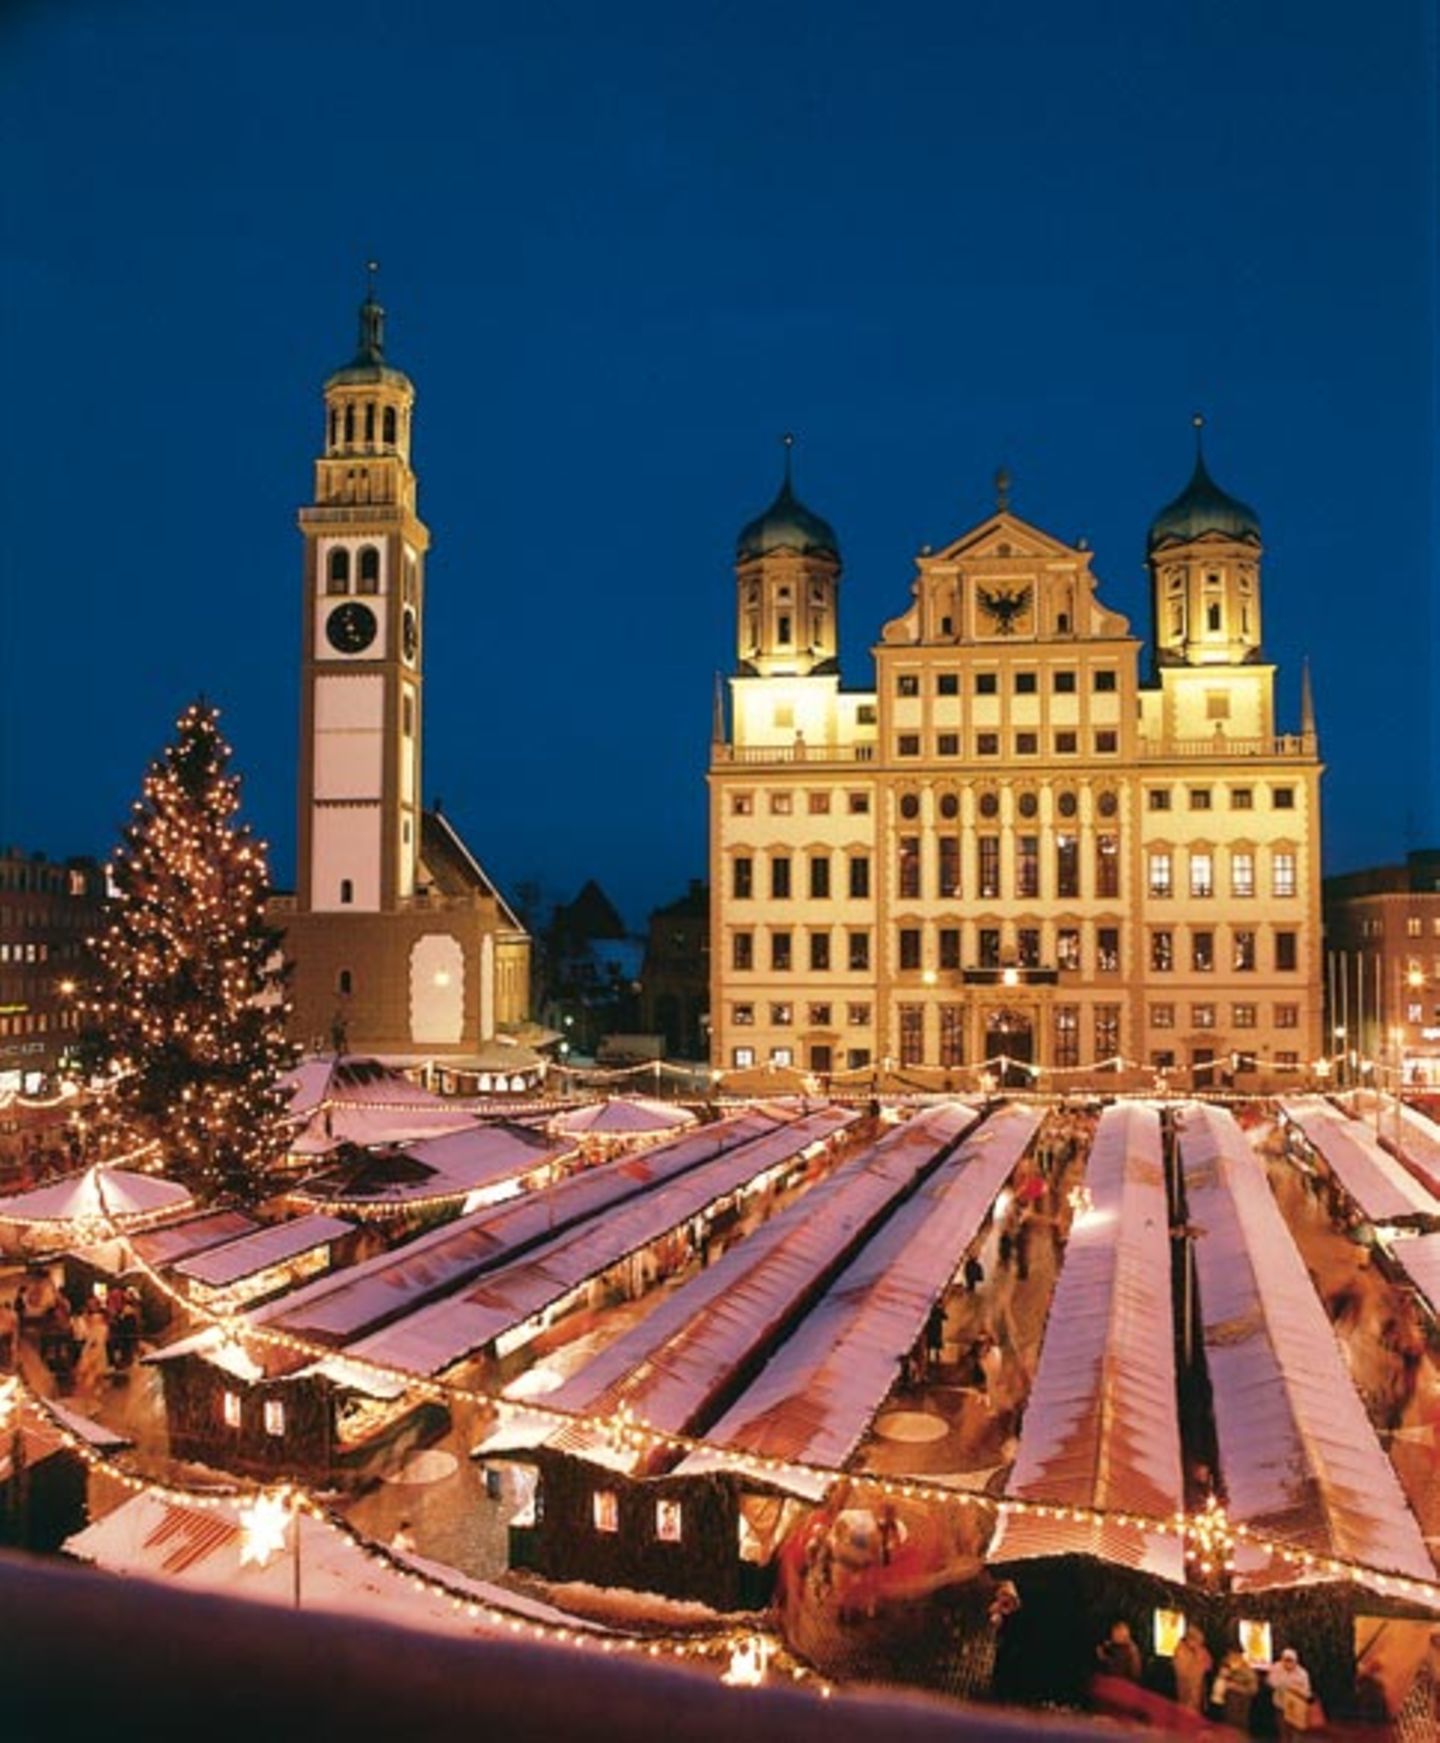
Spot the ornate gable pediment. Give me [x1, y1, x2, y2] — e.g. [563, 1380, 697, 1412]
[933, 511, 1080, 564]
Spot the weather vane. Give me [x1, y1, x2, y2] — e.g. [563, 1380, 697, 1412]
[994, 465, 1012, 513]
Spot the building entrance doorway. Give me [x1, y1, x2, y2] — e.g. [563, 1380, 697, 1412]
[985, 1008, 1034, 1088]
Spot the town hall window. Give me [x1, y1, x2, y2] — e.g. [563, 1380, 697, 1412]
[327, 547, 350, 593]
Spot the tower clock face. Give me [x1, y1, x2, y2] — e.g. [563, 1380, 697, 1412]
[325, 600, 378, 655]
[402, 606, 418, 662]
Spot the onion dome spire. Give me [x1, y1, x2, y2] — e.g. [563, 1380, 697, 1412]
[1148, 414, 1261, 552]
[736, 433, 840, 562]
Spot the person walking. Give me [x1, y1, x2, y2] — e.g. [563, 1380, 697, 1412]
[1096, 1619, 1143, 1683]
[1266, 1647, 1313, 1739]
[1212, 1647, 1258, 1732]
[1172, 1625, 1213, 1715]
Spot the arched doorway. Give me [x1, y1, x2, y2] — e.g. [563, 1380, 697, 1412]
[985, 1007, 1034, 1088]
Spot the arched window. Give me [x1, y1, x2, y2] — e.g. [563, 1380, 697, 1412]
[383, 406, 397, 446]
[1207, 602, 1222, 633]
[328, 408, 338, 450]
[357, 546, 381, 594]
[364, 403, 376, 443]
[343, 405, 355, 445]
[327, 547, 350, 594]
[340, 879, 354, 905]
[337, 968, 352, 995]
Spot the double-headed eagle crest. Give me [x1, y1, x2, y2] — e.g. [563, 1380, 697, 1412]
[977, 584, 1032, 634]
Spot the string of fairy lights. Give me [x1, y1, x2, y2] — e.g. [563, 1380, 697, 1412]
[9, 1157, 1431, 1659]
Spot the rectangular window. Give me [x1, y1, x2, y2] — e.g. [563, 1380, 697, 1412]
[1192, 930, 1214, 972]
[1151, 1003, 1175, 1029]
[809, 932, 831, 972]
[1015, 730, 1038, 755]
[1190, 852, 1214, 899]
[1148, 788, 1172, 811]
[937, 672, 960, 696]
[1095, 1005, 1120, 1060]
[978, 836, 1000, 899]
[1151, 930, 1173, 972]
[770, 1003, 793, 1027]
[1233, 929, 1256, 971]
[1095, 730, 1118, 753]
[1152, 1049, 1177, 1070]
[1233, 1003, 1257, 1028]
[1230, 787, 1253, 810]
[939, 1004, 964, 1067]
[897, 673, 920, 697]
[655, 1500, 683, 1544]
[898, 928, 922, 971]
[1017, 835, 1040, 899]
[1275, 1003, 1299, 1028]
[1275, 930, 1298, 972]
[808, 1002, 832, 1026]
[263, 1399, 286, 1438]
[978, 928, 1001, 969]
[594, 1491, 619, 1533]
[1054, 730, 1078, 754]
[733, 1003, 754, 1026]
[1054, 1005, 1080, 1069]
[1017, 927, 1041, 968]
[771, 931, 792, 972]
[1057, 927, 1081, 971]
[1231, 851, 1255, 898]
[1192, 1004, 1216, 1029]
[846, 1048, 871, 1070]
[809, 854, 830, 899]
[938, 927, 961, 970]
[732, 857, 752, 900]
[938, 836, 960, 898]
[1097, 926, 1120, 972]
[976, 732, 1000, 756]
[1408, 917, 1424, 938]
[770, 792, 792, 815]
[937, 733, 959, 755]
[976, 672, 998, 695]
[732, 1046, 755, 1068]
[807, 791, 830, 814]
[898, 837, 921, 900]
[856, 704, 876, 725]
[1015, 671, 1038, 694]
[848, 931, 870, 972]
[847, 1002, 871, 1025]
[1053, 670, 1077, 693]
[1272, 787, 1296, 809]
[1273, 852, 1296, 897]
[1096, 833, 1119, 898]
[222, 1391, 242, 1429]
[1093, 670, 1117, 692]
[731, 933, 753, 971]
[848, 791, 870, 814]
[848, 855, 870, 899]
[897, 734, 921, 757]
[1189, 789, 1212, 811]
[1056, 834, 1079, 899]
[1148, 851, 1173, 898]
[898, 1004, 924, 1066]
[770, 856, 791, 899]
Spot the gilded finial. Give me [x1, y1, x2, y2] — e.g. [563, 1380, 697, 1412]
[366, 258, 379, 298]
[995, 465, 1011, 513]
[1192, 411, 1206, 458]
[780, 431, 795, 487]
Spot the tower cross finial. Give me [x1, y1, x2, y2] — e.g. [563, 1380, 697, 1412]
[1192, 411, 1206, 460]
[780, 431, 795, 487]
[995, 465, 1012, 513]
[366, 258, 379, 298]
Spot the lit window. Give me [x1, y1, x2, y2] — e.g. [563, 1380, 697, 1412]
[770, 1003, 793, 1026]
[732, 1046, 755, 1067]
[731, 793, 753, 815]
[847, 1003, 871, 1025]
[770, 792, 792, 815]
[1232, 851, 1255, 898]
[263, 1399, 285, 1437]
[1151, 1004, 1174, 1029]
[655, 1500, 683, 1543]
[1190, 853, 1213, 899]
[770, 1046, 793, 1066]
[1192, 1004, 1216, 1029]
[593, 1491, 619, 1533]
[1148, 852, 1173, 898]
[222, 1391, 242, 1429]
[1273, 852, 1296, 897]
[1233, 1003, 1257, 1028]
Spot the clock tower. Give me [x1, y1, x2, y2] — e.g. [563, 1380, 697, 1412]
[297, 273, 428, 915]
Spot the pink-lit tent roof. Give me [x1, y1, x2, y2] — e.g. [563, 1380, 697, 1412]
[546, 1097, 698, 1139]
[0, 1165, 192, 1227]
[281, 1056, 481, 1155]
[1280, 1097, 1440, 1225]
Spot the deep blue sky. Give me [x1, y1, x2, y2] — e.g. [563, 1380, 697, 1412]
[2, 2, 1434, 929]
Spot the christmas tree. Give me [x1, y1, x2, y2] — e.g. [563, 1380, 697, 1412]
[78, 701, 295, 1202]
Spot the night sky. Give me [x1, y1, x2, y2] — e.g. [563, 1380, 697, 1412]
[2, 2, 1434, 930]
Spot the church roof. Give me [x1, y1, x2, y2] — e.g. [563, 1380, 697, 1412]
[1148, 449, 1260, 552]
[419, 810, 525, 933]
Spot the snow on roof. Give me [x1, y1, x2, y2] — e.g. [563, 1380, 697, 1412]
[539, 1102, 984, 1474]
[1280, 1097, 1440, 1225]
[547, 1098, 699, 1139]
[281, 1055, 457, 1116]
[174, 1215, 355, 1288]
[1366, 1097, 1440, 1198]
[252, 1109, 791, 1347]
[282, 1055, 483, 1155]
[345, 1107, 858, 1378]
[675, 1105, 1037, 1497]
[994, 1103, 1185, 1582]
[1388, 1232, 1440, 1320]
[1180, 1101, 1434, 1585]
[0, 1165, 192, 1227]
[293, 1121, 560, 1205]
[128, 1210, 262, 1269]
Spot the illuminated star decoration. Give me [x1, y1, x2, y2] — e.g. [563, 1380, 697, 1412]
[238, 1490, 292, 1568]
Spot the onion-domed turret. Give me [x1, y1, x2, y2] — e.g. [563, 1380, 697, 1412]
[737, 440, 839, 561]
[1148, 423, 1260, 552]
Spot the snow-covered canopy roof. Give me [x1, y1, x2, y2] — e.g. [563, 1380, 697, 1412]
[1387, 1232, 1440, 1321]
[1280, 1097, 1440, 1226]
[345, 1107, 857, 1378]
[1366, 1097, 1440, 1198]
[249, 1109, 791, 1349]
[292, 1121, 560, 1208]
[994, 1103, 1185, 1582]
[173, 1215, 355, 1288]
[0, 1165, 192, 1228]
[532, 1102, 985, 1476]
[547, 1097, 698, 1139]
[281, 1055, 482, 1155]
[128, 1210, 261, 1269]
[673, 1104, 1040, 1498]
[1181, 1101, 1434, 1585]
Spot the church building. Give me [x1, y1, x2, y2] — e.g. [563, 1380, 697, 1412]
[272, 284, 530, 1062]
[708, 429, 1323, 1088]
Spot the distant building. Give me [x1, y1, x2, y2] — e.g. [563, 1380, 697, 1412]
[536, 880, 641, 1054]
[1325, 849, 1440, 1084]
[708, 430, 1323, 1087]
[269, 284, 530, 1061]
[0, 850, 105, 1092]
[640, 880, 709, 1060]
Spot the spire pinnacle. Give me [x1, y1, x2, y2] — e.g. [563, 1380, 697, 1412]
[780, 431, 795, 490]
[995, 465, 1012, 513]
[712, 672, 726, 745]
[1300, 655, 1317, 739]
[355, 260, 384, 365]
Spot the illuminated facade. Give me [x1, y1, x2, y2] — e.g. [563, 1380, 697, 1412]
[274, 285, 529, 1058]
[709, 433, 1323, 1086]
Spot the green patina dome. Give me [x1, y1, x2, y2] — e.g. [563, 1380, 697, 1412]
[737, 472, 838, 562]
[325, 289, 412, 391]
[1148, 450, 1260, 552]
